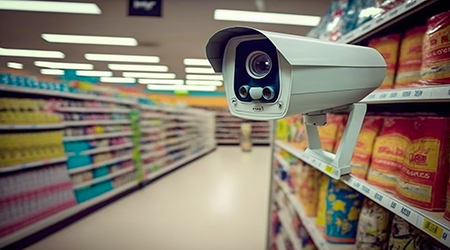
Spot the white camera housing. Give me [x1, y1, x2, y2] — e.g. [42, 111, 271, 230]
[205, 27, 387, 178]
[205, 26, 386, 120]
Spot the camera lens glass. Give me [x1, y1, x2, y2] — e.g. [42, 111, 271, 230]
[262, 86, 275, 100]
[246, 51, 272, 79]
[239, 85, 249, 98]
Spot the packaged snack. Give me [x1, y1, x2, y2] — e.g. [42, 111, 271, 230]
[395, 26, 426, 88]
[356, 198, 392, 250]
[318, 115, 345, 152]
[421, 11, 450, 84]
[325, 179, 364, 244]
[388, 215, 448, 249]
[369, 34, 401, 88]
[333, 116, 347, 153]
[276, 119, 289, 141]
[295, 164, 321, 217]
[367, 118, 413, 192]
[316, 175, 330, 230]
[397, 117, 450, 211]
[351, 117, 383, 179]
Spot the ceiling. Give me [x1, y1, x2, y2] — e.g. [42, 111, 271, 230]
[0, 0, 331, 90]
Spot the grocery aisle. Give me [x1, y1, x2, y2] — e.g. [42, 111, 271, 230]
[27, 146, 271, 250]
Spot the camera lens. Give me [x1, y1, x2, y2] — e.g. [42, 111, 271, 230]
[262, 86, 275, 101]
[246, 51, 272, 79]
[239, 85, 250, 98]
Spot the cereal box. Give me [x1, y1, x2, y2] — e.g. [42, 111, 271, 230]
[421, 11, 450, 84]
[325, 179, 364, 244]
[367, 118, 413, 192]
[369, 34, 401, 89]
[395, 26, 426, 88]
[351, 117, 383, 179]
[356, 198, 392, 250]
[316, 175, 330, 230]
[397, 117, 450, 211]
[295, 164, 321, 217]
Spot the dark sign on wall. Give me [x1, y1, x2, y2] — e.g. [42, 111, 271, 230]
[128, 0, 162, 17]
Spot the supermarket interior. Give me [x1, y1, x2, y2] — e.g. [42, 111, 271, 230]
[1, 0, 450, 249]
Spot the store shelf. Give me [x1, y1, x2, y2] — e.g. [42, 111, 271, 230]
[63, 119, 130, 127]
[0, 157, 67, 173]
[275, 236, 287, 250]
[0, 124, 64, 130]
[277, 210, 302, 250]
[63, 131, 132, 141]
[165, 142, 191, 152]
[338, 0, 437, 44]
[77, 143, 133, 155]
[141, 127, 161, 134]
[0, 180, 139, 248]
[360, 84, 450, 104]
[274, 154, 289, 171]
[275, 177, 355, 250]
[141, 150, 166, 160]
[0, 85, 137, 105]
[216, 139, 240, 144]
[141, 113, 163, 119]
[68, 154, 133, 174]
[144, 146, 214, 182]
[164, 130, 186, 137]
[140, 121, 161, 127]
[57, 107, 131, 113]
[140, 135, 162, 143]
[275, 140, 450, 246]
[253, 139, 270, 144]
[73, 166, 135, 189]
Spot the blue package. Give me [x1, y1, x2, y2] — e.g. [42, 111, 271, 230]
[0, 73, 9, 85]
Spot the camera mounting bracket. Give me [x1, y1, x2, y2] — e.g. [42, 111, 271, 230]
[303, 103, 367, 178]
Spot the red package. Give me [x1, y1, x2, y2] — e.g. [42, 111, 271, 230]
[445, 178, 450, 221]
[397, 117, 450, 211]
[369, 34, 401, 89]
[367, 118, 414, 192]
[421, 11, 450, 85]
[351, 117, 383, 179]
[318, 115, 345, 152]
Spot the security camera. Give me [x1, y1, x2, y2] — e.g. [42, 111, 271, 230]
[205, 26, 387, 177]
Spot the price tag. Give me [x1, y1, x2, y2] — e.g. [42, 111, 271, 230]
[325, 165, 334, 174]
[367, 94, 376, 99]
[361, 185, 371, 194]
[422, 218, 444, 239]
[402, 91, 411, 97]
[389, 8, 399, 17]
[374, 192, 384, 202]
[379, 93, 387, 99]
[405, 0, 417, 9]
[375, 16, 385, 24]
[361, 23, 372, 32]
[389, 92, 398, 98]
[414, 89, 423, 97]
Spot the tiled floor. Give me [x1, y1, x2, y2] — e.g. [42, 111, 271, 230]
[27, 146, 272, 250]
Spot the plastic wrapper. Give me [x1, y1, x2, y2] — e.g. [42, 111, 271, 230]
[295, 165, 321, 217]
[397, 117, 450, 211]
[316, 175, 330, 230]
[369, 34, 401, 89]
[421, 11, 450, 85]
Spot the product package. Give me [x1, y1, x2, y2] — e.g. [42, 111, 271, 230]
[445, 177, 450, 221]
[325, 179, 364, 244]
[395, 26, 426, 88]
[318, 115, 345, 152]
[356, 198, 392, 250]
[316, 175, 330, 230]
[295, 165, 321, 217]
[369, 34, 401, 89]
[388, 215, 448, 249]
[351, 117, 384, 179]
[421, 11, 450, 85]
[397, 117, 450, 211]
[367, 118, 413, 192]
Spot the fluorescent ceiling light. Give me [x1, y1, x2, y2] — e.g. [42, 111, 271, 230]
[0, 1, 101, 14]
[147, 85, 217, 92]
[186, 74, 223, 80]
[40, 69, 64, 75]
[0, 47, 64, 58]
[42, 34, 138, 46]
[34, 61, 93, 70]
[76, 70, 113, 77]
[109, 64, 168, 72]
[185, 80, 223, 86]
[122, 72, 176, 79]
[7, 62, 23, 69]
[139, 79, 184, 85]
[214, 9, 321, 26]
[183, 58, 211, 66]
[185, 67, 215, 74]
[100, 77, 136, 84]
[85, 53, 159, 63]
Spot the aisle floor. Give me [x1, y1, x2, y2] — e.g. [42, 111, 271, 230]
[27, 146, 272, 250]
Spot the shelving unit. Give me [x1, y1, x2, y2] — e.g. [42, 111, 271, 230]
[0, 84, 216, 248]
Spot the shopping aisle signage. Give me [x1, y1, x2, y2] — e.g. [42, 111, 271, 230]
[128, 0, 162, 17]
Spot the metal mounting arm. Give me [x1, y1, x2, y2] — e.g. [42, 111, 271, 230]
[303, 103, 367, 178]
